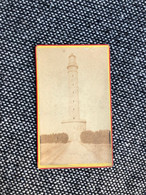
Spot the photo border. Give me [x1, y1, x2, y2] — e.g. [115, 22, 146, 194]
[35, 44, 113, 169]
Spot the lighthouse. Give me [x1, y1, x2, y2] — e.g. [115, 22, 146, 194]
[67, 54, 80, 120]
[62, 54, 86, 141]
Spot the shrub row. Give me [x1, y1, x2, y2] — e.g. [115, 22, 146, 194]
[80, 130, 111, 144]
[41, 133, 69, 143]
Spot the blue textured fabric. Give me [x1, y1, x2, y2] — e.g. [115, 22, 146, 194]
[1, 0, 145, 194]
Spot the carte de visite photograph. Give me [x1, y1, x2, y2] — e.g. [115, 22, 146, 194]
[36, 45, 113, 169]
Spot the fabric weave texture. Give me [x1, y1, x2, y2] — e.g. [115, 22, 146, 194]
[1, 0, 145, 194]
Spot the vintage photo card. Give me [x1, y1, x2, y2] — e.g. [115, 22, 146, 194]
[36, 45, 113, 169]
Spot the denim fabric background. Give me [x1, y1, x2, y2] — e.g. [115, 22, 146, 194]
[1, 0, 145, 194]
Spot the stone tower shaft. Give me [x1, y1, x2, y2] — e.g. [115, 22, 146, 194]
[67, 54, 80, 120]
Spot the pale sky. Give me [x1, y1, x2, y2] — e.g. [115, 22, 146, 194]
[36, 46, 111, 135]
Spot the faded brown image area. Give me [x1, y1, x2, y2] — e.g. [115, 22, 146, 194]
[36, 45, 113, 168]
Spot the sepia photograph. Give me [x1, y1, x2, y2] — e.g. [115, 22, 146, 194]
[36, 45, 113, 168]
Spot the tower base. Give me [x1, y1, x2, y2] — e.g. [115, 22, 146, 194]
[61, 120, 86, 142]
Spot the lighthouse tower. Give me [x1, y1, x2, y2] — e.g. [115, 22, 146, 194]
[67, 54, 80, 120]
[62, 54, 86, 141]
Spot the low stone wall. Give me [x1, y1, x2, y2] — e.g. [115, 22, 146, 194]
[61, 120, 86, 141]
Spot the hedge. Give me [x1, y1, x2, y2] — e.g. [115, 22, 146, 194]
[80, 130, 111, 144]
[41, 133, 69, 143]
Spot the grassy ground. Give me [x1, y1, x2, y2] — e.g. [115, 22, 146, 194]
[81, 143, 112, 164]
[40, 142, 112, 166]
